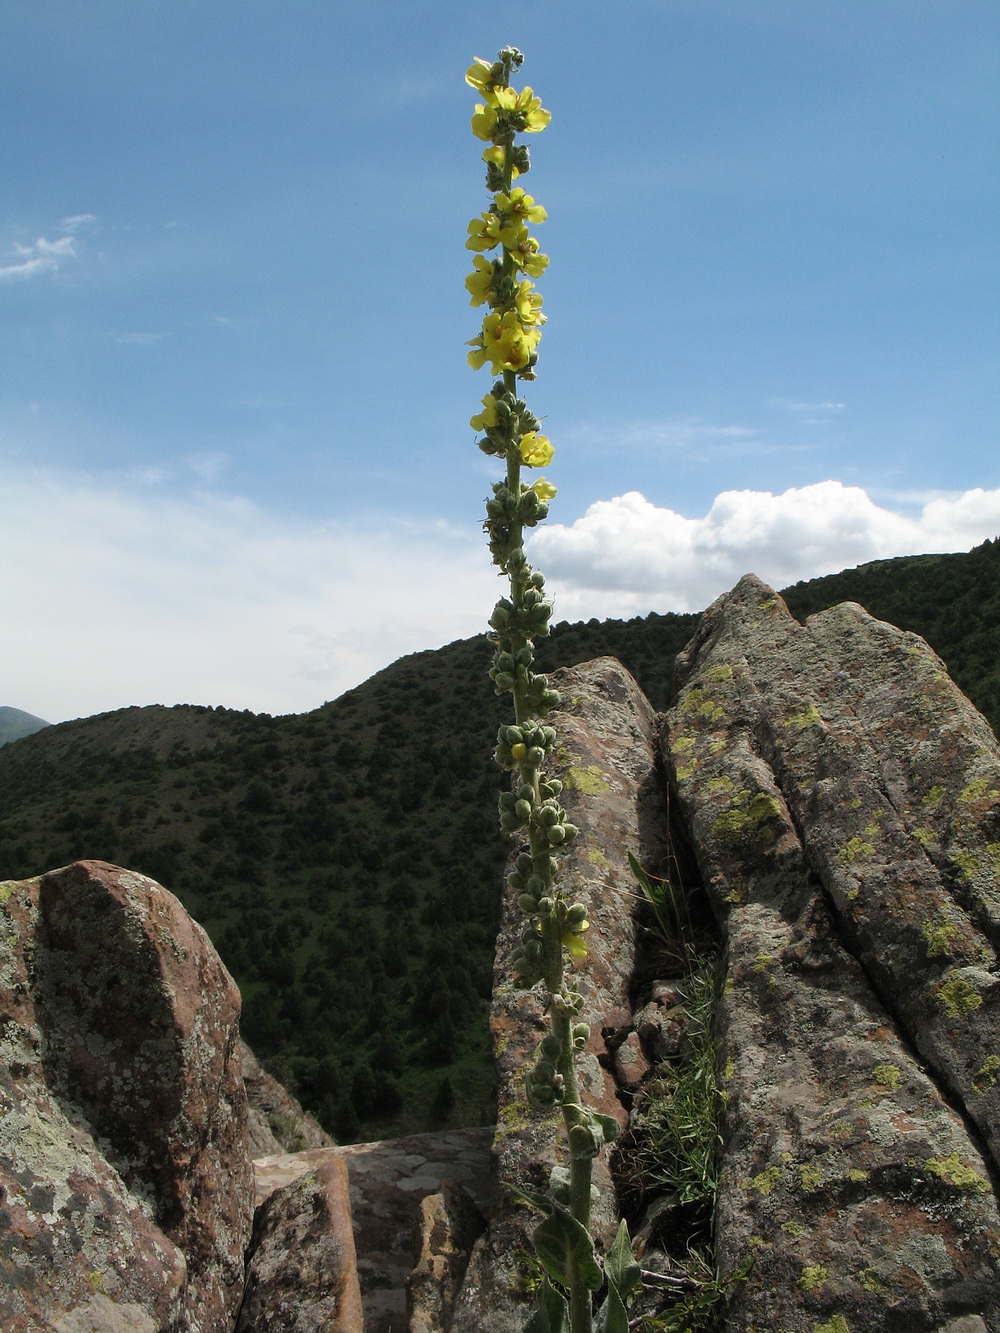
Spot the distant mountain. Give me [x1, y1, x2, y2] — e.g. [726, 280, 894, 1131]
[0, 537, 996, 1143]
[0, 707, 50, 747]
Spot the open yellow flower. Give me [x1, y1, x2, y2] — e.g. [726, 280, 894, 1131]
[471, 103, 499, 142]
[494, 85, 551, 132]
[531, 478, 557, 502]
[465, 58, 497, 98]
[470, 393, 498, 432]
[497, 188, 546, 225]
[510, 233, 549, 278]
[514, 279, 544, 326]
[467, 310, 540, 374]
[519, 431, 553, 468]
[465, 256, 497, 307]
[467, 212, 522, 253]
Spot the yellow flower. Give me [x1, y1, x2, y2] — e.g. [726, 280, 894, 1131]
[497, 188, 546, 225]
[471, 103, 499, 142]
[510, 232, 549, 277]
[465, 256, 497, 306]
[466, 213, 503, 252]
[532, 478, 557, 502]
[562, 925, 589, 961]
[519, 431, 553, 467]
[470, 393, 498, 432]
[494, 85, 551, 132]
[514, 279, 544, 326]
[511, 742, 528, 761]
[467, 310, 540, 374]
[465, 58, 497, 97]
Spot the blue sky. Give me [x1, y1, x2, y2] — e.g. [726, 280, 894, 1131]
[2, 0, 998, 722]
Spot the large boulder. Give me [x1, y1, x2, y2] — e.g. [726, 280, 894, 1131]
[665, 577, 1000, 1330]
[452, 657, 667, 1333]
[0, 860, 254, 1332]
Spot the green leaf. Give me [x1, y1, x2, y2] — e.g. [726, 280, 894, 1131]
[523, 1277, 570, 1333]
[604, 1220, 642, 1299]
[533, 1202, 604, 1291]
[595, 1282, 629, 1333]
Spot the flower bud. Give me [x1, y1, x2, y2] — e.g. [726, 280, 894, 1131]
[507, 871, 525, 891]
[547, 825, 566, 845]
[566, 903, 587, 927]
[526, 875, 545, 895]
[515, 799, 532, 820]
[572, 1023, 590, 1042]
[527, 746, 546, 766]
[540, 1034, 562, 1059]
[536, 896, 554, 916]
[517, 893, 539, 914]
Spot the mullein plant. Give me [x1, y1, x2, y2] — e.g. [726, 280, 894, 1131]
[465, 48, 641, 1333]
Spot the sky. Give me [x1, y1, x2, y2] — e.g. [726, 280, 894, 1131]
[2, 0, 997, 723]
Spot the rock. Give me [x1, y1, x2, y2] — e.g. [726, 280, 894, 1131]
[0, 860, 253, 1332]
[406, 1182, 486, 1333]
[241, 1040, 334, 1158]
[665, 577, 1000, 1330]
[50, 1295, 158, 1332]
[236, 1156, 363, 1333]
[612, 1030, 653, 1091]
[451, 658, 667, 1333]
[253, 1127, 493, 1333]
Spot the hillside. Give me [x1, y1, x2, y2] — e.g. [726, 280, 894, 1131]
[0, 706, 50, 747]
[0, 537, 996, 1140]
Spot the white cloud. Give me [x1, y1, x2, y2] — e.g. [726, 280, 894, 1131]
[528, 481, 1000, 620]
[0, 231, 79, 281]
[0, 466, 497, 723]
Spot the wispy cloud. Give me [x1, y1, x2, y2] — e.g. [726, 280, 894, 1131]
[566, 417, 764, 457]
[0, 224, 88, 281]
[529, 481, 1000, 620]
[0, 464, 496, 722]
[60, 213, 98, 233]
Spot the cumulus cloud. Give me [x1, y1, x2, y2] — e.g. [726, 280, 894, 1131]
[528, 481, 1000, 620]
[0, 466, 497, 723]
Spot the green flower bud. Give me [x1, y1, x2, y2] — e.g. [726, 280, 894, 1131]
[517, 784, 535, 801]
[518, 893, 539, 914]
[525, 938, 541, 962]
[493, 672, 514, 691]
[527, 745, 546, 765]
[540, 1034, 562, 1060]
[533, 1058, 555, 1083]
[515, 798, 532, 820]
[572, 1023, 590, 1042]
[566, 903, 587, 926]
[537, 896, 554, 916]
[562, 823, 578, 842]
[507, 871, 525, 891]
[526, 875, 545, 896]
[547, 825, 566, 845]
[516, 852, 533, 874]
[505, 725, 524, 745]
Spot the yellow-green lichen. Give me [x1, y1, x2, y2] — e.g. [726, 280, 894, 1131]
[722, 874, 748, 905]
[785, 703, 823, 731]
[747, 1165, 782, 1196]
[921, 911, 962, 959]
[847, 796, 862, 810]
[837, 837, 876, 865]
[864, 809, 884, 840]
[87, 1271, 106, 1294]
[799, 1163, 823, 1190]
[752, 952, 773, 973]
[912, 825, 936, 848]
[781, 1221, 805, 1237]
[704, 664, 733, 682]
[812, 1316, 850, 1333]
[959, 777, 1000, 804]
[759, 597, 777, 611]
[922, 785, 946, 810]
[858, 1267, 881, 1292]
[585, 846, 609, 869]
[798, 1265, 828, 1292]
[707, 738, 726, 755]
[711, 790, 782, 849]
[923, 1153, 991, 1193]
[704, 775, 735, 797]
[936, 970, 983, 1018]
[950, 848, 981, 885]
[563, 765, 609, 795]
[972, 1055, 1000, 1093]
[847, 1169, 867, 1183]
[0, 882, 16, 906]
[723, 1057, 735, 1081]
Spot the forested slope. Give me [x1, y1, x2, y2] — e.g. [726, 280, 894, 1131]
[0, 538, 996, 1140]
